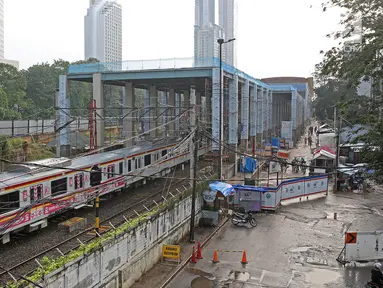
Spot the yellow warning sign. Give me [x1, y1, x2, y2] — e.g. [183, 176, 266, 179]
[162, 245, 181, 262]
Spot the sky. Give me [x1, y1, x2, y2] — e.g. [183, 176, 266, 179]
[4, 0, 342, 78]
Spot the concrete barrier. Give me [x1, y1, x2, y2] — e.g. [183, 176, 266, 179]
[42, 195, 202, 288]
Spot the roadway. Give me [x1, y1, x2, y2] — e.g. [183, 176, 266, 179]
[135, 133, 383, 288]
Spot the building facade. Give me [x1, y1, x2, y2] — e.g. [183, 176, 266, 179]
[195, 0, 215, 28]
[0, 0, 4, 59]
[194, 24, 225, 66]
[219, 0, 237, 67]
[84, 0, 122, 63]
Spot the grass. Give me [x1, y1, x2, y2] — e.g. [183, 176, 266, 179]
[6, 138, 55, 162]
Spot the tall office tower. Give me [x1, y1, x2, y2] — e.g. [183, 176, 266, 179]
[194, 0, 225, 65]
[194, 24, 225, 66]
[219, 0, 238, 67]
[84, 0, 122, 63]
[0, 0, 4, 59]
[195, 0, 215, 27]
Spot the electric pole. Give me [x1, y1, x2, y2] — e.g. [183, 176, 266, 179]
[189, 121, 199, 243]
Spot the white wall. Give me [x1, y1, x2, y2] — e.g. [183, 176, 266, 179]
[42, 195, 202, 288]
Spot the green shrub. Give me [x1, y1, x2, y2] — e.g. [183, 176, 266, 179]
[6, 176, 214, 287]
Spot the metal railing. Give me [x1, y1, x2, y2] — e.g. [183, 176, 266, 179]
[67, 57, 269, 88]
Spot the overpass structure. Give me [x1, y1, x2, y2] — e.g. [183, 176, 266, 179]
[57, 57, 311, 167]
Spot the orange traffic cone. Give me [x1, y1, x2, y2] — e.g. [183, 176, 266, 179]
[241, 250, 248, 264]
[191, 246, 197, 263]
[196, 242, 203, 259]
[212, 250, 219, 263]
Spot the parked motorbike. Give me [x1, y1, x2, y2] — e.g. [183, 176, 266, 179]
[365, 281, 380, 288]
[231, 211, 257, 227]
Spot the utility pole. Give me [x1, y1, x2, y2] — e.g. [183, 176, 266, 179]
[217, 38, 235, 180]
[189, 86, 197, 243]
[334, 106, 340, 191]
[189, 121, 199, 243]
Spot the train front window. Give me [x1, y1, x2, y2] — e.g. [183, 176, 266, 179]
[0, 191, 19, 215]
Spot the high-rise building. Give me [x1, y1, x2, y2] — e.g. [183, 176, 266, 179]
[194, 0, 225, 65]
[0, 0, 4, 59]
[194, 24, 225, 66]
[219, 0, 237, 67]
[84, 0, 122, 64]
[195, 0, 215, 28]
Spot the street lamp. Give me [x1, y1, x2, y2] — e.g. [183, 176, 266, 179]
[217, 38, 235, 180]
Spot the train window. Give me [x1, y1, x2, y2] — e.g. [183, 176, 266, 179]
[51, 178, 67, 196]
[162, 150, 167, 157]
[107, 164, 115, 179]
[119, 162, 123, 175]
[74, 173, 84, 190]
[128, 160, 132, 172]
[144, 154, 151, 166]
[29, 185, 43, 202]
[90, 166, 102, 187]
[0, 191, 19, 215]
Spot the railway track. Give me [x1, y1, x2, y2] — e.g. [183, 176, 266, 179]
[0, 163, 213, 286]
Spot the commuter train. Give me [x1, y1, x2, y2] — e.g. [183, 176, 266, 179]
[0, 137, 210, 244]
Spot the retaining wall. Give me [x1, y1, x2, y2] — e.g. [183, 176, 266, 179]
[42, 195, 201, 288]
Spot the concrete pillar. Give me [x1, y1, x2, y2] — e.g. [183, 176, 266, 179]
[168, 89, 176, 137]
[229, 75, 239, 174]
[57, 75, 70, 157]
[291, 90, 297, 145]
[256, 88, 263, 144]
[123, 82, 135, 146]
[149, 85, 157, 138]
[212, 68, 220, 151]
[241, 79, 250, 149]
[143, 89, 150, 133]
[175, 92, 180, 136]
[182, 90, 190, 135]
[249, 84, 257, 153]
[160, 90, 167, 137]
[93, 73, 104, 148]
[269, 90, 273, 137]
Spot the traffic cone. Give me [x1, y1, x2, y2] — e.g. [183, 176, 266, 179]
[241, 250, 248, 264]
[212, 250, 219, 263]
[196, 242, 203, 259]
[191, 246, 197, 263]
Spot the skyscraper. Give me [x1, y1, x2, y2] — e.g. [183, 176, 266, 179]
[195, 0, 215, 28]
[194, 0, 226, 65]
[219, 0, 237, 67]
[84, 0, 122, 63]
[0, 0, 4, 59]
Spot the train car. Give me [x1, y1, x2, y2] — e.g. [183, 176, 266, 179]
[0, 137, 210, 244]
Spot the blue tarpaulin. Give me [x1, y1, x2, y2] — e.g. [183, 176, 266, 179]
[239, 157, 256, 173]
[272, 138, 280, 148]
[232, 185, 268, 193]
[209, 182, 234, 197]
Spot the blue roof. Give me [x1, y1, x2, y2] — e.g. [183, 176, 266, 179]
[232, 185, 268, 193]
[209, 181, 234, 197]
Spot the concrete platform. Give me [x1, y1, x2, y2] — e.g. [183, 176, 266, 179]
[58, 217, 87, 233]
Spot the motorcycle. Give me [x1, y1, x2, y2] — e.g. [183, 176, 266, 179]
[231, 210, 257, 227]
[365, 282, 380, 288]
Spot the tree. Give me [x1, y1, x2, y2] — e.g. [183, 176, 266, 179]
[314, 79, 357, 122]
[316, 0, 383, 182]
[0, 63, 27, 119]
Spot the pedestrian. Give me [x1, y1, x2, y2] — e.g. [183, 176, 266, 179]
[304, 136, 307, 145]
[308, 136, 312, 148]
